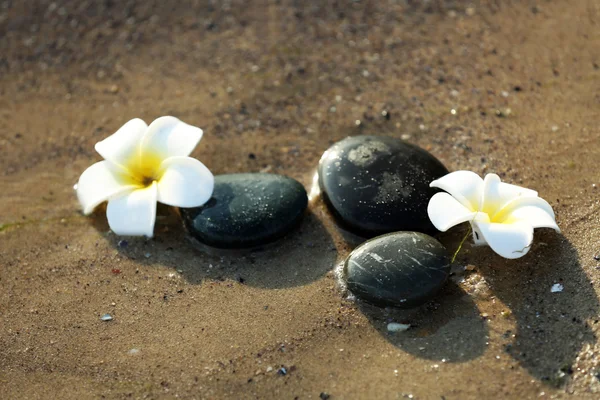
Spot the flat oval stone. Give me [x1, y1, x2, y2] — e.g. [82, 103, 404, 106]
[180, 173, 308, 248]
[318, 135, 448, 237]
[343, 232, 450, 308]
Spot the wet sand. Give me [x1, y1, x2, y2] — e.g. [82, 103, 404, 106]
[2, 1, 600, 398]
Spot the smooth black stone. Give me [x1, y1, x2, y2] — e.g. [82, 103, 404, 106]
[318, 135, 448, 237]
[343, 232, 450, 308]
[181, 173, 308, 248]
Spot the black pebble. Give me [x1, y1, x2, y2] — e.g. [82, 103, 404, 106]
[343, 232, 450, 308]
[181, 173, 308, 248]
[318, 135, 448, 237]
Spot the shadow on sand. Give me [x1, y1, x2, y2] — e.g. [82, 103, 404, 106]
[358, 279, 488, 362]
[358, 226, 598, 386]
[470, 230, 599, 386]
[91, 204, 337, 289]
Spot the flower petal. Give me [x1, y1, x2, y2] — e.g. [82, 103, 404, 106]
[495, 196, 560, 232]
[427, 192, 479, 232]
[157, 156, 214, 207]
[95, 118, 148, 168]
[507, 206, 560, 231]
[106, 182, 158, 237]
[76, 161, 139, 215]
[474, 220, 534, 259]
[140, 116, 203, 162]
[430, 170, 483, 211]
[493, 194, 555, 218]
[482, 174, 538, 216]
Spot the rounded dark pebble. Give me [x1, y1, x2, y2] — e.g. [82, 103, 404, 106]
[343, 232, 450, 308]
[180, 173, 308, 248]
[318, 135, 448, 237]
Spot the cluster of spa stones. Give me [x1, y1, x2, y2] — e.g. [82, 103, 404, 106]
[180, 135, 451, 309]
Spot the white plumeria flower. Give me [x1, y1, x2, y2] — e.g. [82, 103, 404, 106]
[76, 116, 214, 237]
[427, 171, 559, 259]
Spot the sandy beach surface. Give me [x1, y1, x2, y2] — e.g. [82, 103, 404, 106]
[2, 1, 600, 398]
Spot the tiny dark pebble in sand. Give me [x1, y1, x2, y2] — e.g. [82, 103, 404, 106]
[117, 240, 128, 248]
[343, 232, 450, 308]
[320, 393, 331, 400]
[318, 136, 448, 237]
[181, 173, 308, 248]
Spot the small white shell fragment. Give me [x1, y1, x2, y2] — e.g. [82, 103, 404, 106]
[100, 313, 113, 321]
[387, 322, 411, 332]
[551, 283, 564, 293]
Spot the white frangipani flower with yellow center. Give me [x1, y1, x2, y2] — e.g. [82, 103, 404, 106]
[76, 116, 214, 237]
[427, 171, 559, 259]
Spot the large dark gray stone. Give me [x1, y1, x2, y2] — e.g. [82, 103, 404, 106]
[318, 135, 448, 237]
[343, 232, 450, 308]
[181, 173, 308, 248]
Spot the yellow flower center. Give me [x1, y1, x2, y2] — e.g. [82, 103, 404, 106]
[479, 199, 514, 224]
[119, 151, 164, 188]
[481, 206, 500, 223]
